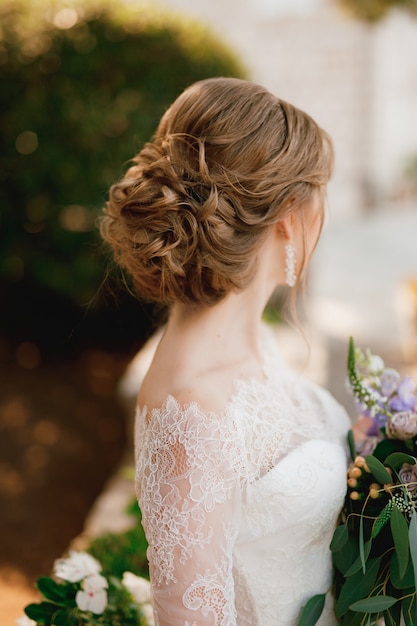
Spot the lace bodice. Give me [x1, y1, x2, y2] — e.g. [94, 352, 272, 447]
[135, 335, 350, 625]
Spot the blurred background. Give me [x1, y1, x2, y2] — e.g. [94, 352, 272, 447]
[1, 0, 417, 622]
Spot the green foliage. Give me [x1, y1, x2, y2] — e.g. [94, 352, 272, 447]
[23, 499, 151, 625]
[297, 593, 326, 626]
[0, 0, 245, 347]
[88, 502, 149, 579]
[26, 576, 148, 625]
[326, 338, 417, 624]
[338, 0, 417, 22]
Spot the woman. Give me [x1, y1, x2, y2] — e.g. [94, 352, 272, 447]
[100, 77, 351, 625]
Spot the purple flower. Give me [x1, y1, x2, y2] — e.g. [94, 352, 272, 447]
[380, 368, 400, 397]
[366, 412, 387, 436]
[356, 435, 383, 457]
[389, 377, 417, 412]
[386, 411, 417, 440]
[398, 463, 417, 493]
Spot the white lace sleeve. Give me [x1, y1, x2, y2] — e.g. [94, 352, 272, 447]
[135, 396, 243, 626]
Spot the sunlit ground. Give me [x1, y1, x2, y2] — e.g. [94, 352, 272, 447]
[0, 342, 131, 624]
[0, 571, 39, 625]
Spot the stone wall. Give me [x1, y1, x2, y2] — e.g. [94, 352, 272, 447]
[157, 0, 417, 218]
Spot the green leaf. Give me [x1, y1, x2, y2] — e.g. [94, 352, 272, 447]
[335, 557, 381, 617]
[333, 535, 360, 576]
[359, 513, 366, 574]
[51, 608, 75, 625]
[365, 455, 393, 484]
[409, 510, 417, 590]
[384, 452, 417, 471]
[330, 523, 349, 552]
[340, 610, 366, 626]
[349, 595, 397, 612]
[373, 438, 409, 463]
[25, 602, 59, 623]
[402, 592, 417, 626]
[384, 601, 402, 626]
[344, 540, 372, 577]
[391, 550, 415, 589]
[348, 429, 356, 462]
[390, 505, 409, 579]
[37, 577, 69, 604]
[297, 593, 326, 626]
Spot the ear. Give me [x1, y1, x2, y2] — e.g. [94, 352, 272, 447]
[273, 215, 294, 241]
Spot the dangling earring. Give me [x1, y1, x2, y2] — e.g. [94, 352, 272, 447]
[285, 243, 296, 287]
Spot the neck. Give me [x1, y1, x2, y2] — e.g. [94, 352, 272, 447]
[165, 266, 277, 365]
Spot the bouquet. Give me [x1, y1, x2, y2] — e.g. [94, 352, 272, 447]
[17, 550, 154, 626]
[298, 338, 417, 626]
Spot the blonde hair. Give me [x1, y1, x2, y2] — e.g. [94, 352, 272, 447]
[100, 77, 333, 306]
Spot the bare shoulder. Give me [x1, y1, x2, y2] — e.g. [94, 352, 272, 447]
[137, 357, 237, 418]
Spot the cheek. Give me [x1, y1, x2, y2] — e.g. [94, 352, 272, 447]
[304, 214, 322, 260]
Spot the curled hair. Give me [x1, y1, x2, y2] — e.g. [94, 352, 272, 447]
[100, 77, 333, 306]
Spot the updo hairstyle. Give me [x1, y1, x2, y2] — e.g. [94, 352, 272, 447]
[100, 77, 333, 306]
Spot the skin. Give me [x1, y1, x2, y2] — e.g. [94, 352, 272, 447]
[137, 191, 323, 417]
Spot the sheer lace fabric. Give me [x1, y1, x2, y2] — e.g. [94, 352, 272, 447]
[135, 338, 350, 625]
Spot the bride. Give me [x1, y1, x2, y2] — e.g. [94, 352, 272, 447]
[100, 77, 351, 625]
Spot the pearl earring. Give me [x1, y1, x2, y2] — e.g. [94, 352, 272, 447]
[285, 243, 296, 287]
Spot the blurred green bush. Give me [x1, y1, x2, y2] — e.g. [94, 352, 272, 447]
[0, 0, 245, 354]
[338, 0, 417, 22]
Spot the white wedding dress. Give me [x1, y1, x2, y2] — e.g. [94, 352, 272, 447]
[135, 333, 351, 625]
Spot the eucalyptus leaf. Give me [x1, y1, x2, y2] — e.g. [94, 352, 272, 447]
[409, 510, 417, 590]
[344, 540, 372, 577]
[333, 535, 360, 576]
[401, 592, 417, 626]
[390, 505, 409, 579]
[384, 452, 417, 471]
[330, 523, 349, 552]
[359, 513, 366, 574]
[391, 550, 415, 589]
[348, 429, 356, 463]
[373, 438, 408, 463]
[335, 557, 381, 617]
[365, 455, 393, 485]
[340, 610, 367, 626]
[384, 600, 402, 626]
[349, 595, 397, 612]
[297, 593, 326, 626]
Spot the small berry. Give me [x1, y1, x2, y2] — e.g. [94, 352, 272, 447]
[354, 456, 366, 468]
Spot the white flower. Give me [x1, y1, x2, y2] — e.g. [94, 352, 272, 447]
[16, 616, 37, 626]
[141, 602, 155, 626]
[367, 354, 384, 375]
[122, 571, 151, 604]
[54, 550, 101, 582]
[75, 573, 108, 614]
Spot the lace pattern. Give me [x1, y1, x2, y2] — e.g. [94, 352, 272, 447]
[136, 396, 242, 585]
[135, 338, 350, 625]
